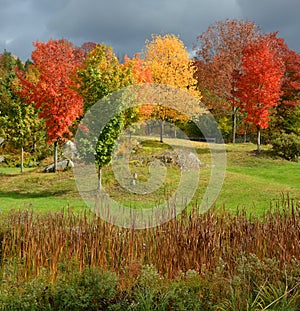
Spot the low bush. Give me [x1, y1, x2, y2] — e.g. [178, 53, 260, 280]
[271, 132, 300, 161]
[0, 268, 119, 311]
[1, 261, 300, 310]
[52, 268, 118, 311]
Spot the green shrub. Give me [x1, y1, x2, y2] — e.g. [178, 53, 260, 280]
[52, 268, 118, 311]
[0, 273, 53, 311]
[271, 132, 300, 161]
[127, 266, 215, 311]
[166, 270, 215, 311]
[0, 268, 119, 311]
[215, 255, 300, 311]
[1, 261, 299, 310]
[127, 265, 168, 310]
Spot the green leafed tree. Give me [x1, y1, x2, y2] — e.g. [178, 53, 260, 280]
[76, 43, 133, 189]
[0, 51, 44, 172]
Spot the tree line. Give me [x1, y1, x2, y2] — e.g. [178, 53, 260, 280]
[0, 19, 299, 174]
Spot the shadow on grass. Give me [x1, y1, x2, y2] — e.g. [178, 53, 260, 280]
[249, 149, 277, 158]
[0, 189, 70, 200]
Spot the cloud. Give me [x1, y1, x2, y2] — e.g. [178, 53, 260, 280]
[237, 0, 300, 51]
[47, 0, 242, 56]
[0, 0, 299, 60]
[0, 0, 69, 59]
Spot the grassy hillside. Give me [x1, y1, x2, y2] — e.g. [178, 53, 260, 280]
[0, 141, 299, 309]
[218, 143, 299, 214]
[0, 141, 299, 215]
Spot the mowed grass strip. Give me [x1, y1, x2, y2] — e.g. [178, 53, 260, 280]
[0, 168, 85, 213]
[0, 141, 299, 215]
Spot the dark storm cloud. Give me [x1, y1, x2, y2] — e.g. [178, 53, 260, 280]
[0, 0, 69, 59]
[47, 0, 241, 57]
[237, 0, 300, 51]
[0, 0, 299, 60]
[0, 0, 241, 60]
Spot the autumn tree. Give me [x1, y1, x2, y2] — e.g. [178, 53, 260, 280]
[143, 34, 201, 142]
[236, 36, 284, 153]
[193, 19, 260, 143]
[17, 39, 84, 172]
[124, 53, 152, 85]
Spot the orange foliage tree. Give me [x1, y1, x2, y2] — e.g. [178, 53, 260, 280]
[123, 54, 153, 123]
[124, 53, 152, 85]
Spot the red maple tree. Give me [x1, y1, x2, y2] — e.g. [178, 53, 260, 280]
[266, 37, 300, 134]
[236, 36, 284, 152]
[17, 39, 84, 171]
[277, 39, 300, 107]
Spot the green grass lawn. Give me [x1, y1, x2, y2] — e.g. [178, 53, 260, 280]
[219, 143, 300, 214]
[0, 167, 86, 214]
[0, 141, 299, 215]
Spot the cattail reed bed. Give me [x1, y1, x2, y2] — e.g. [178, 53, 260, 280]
[0, 197, 299, 285]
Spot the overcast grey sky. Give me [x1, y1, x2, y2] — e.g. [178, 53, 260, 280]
[1, 0, 299, 60]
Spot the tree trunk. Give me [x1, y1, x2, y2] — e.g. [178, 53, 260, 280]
[243, 125, 247, 143]
[129, 130, 132, 142]
[146, 122, 151, 136]
[32, 134, 37, 153]
[160, 119, 164, 143]
[97, 167, 102, 191]
[53, 141, 58, 173]
[20, 146, 24, 173]
[257, 126, 261, 153]
[232, 106, 237, 143]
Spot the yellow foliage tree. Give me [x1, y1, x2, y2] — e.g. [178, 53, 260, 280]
[144, 34, 199, 93]
[143, 34, 202, 141]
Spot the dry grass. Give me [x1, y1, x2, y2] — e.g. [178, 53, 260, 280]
[1, 196, 299, 286]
